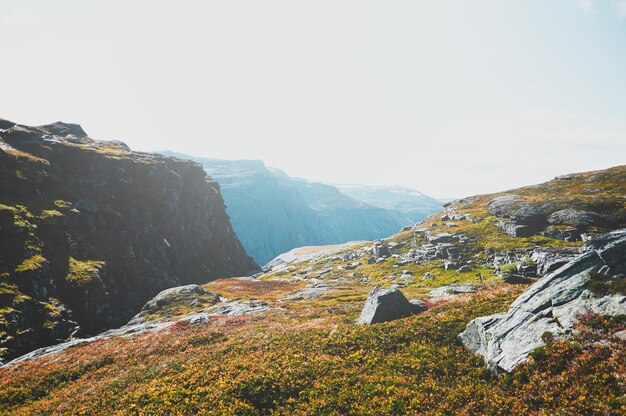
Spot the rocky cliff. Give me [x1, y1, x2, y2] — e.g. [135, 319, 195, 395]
[0, 119, 258, 362]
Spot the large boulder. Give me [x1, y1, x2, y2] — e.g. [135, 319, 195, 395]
[127, 284, 220, 325]
[547, 208, 600, 228]
[459, 233, 626, 373]
[357, 288, 426, 325]
[429, 283, 476, 297]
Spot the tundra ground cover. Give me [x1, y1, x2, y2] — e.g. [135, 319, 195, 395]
[0, 284, 623, 415]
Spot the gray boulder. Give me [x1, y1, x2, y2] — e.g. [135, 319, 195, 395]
[127, 284, 220, 325]
[429, 283, 476, 297]
[357, 288, 426, 325]
[459, 234, 626, 373]
[428, 232, 455, 244]
[547, 208, 600, 228]
[495, 220, 533, 238]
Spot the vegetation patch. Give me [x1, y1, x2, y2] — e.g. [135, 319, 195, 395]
[66, 258, 105, 285]
[14, 254, 46, 274]
[585, 272, 626, 297]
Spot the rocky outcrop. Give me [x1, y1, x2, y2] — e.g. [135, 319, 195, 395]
[357, 287, 426, 325]
[486, 192, 625, 241]
[459, 231, 626, 373]
[127, 284, 220, 325]
[0, 119, 258, 362]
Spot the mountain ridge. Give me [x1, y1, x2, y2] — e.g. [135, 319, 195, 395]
[160, 151, 442, 264]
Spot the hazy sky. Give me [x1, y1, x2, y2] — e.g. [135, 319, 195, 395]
[2, 1, 625, 198]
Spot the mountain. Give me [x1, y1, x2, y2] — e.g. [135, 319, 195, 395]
[0, 119, 257, 362]
[334, 184, 442, 223]
[161, 152, 441, 264]
[2, 165, 623, 415]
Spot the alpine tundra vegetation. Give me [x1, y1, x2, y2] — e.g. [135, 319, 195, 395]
[1, 120, 624, 413]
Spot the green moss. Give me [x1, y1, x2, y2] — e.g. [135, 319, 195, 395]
[53, 200, 72, 209]
[66, 258, 105, 285]
[585, 272, 626, 297]
[500, 262, 520, 274]
[39, 210, 63, 220]
[15, 255, 46, 273]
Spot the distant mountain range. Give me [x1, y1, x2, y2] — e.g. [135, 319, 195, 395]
[161, 152, 442, 264]
[334, 184, 443, 224]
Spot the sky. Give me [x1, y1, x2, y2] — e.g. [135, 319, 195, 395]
[1, 1, 626, 198]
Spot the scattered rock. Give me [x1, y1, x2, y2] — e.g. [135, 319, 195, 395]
[421, 272, 436, 281]
[372, 243, 391, 258]
[210, 300, 269, 315]
[428, 233, 455, 244]
[357, 288, 426, 325]
[500, 273, 533, 284]
[429, 284, 476, 297]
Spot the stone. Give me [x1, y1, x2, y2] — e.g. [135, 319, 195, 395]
[372, 244, 391, 258]
[542, 226, 582, 241]
[357, 288, 426, 325]
[429, 284, 476, 297]
[443, 261, 458, 270]
[459, 233, 626, 373]
[280, 287, 329, 302]
[345, 262, 360, 270]
[428, 233, 455, 244]
[547, 208, 600, 228]
[501, 273, 533, 284]
[127, 285, 220, 325]
[495, 220, 532, 238]
[421, 272, 436, 281]
[210, 299, 269, 316]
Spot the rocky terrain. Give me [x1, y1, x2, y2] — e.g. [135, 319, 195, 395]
[460, 230, 626, 372]
[161, 152, 441, 264]
[0, 165, 624, 415]
[0, 119, 258, 363]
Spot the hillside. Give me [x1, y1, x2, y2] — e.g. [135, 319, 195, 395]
[160, 152, 441, 264]
[0, 165, 624, 415]
[0, 120, 258, 363]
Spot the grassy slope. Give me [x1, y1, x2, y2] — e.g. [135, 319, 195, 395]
[0, 166, 625, 414]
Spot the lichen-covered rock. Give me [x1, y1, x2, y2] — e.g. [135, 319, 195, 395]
[127, 284, 220, 325]
[357, 287, 426, 325]
[459, 233, 626, 373]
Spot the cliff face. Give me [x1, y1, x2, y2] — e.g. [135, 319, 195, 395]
[0, 119, 258, 362]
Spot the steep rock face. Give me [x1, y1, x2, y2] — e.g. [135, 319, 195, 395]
[459, 231, 626, 373]
[0, 119, 258, 362]
[160, 152, 441, 264]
